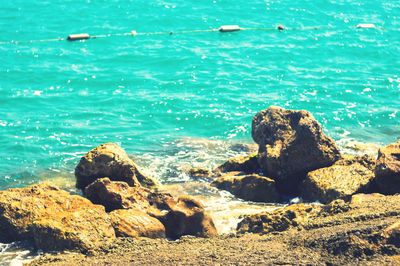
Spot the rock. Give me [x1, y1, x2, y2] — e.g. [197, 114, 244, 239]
[300, 155, 376, 203]
[237, 203, 321, 234]
[374, 141, 400, 194]
[84, 177, 151, 212]
[214, 153, 261, 175]
[211, 172, 280, 202]
[382, 221, 400, 247]
[151, 195, 218, 240]
[187, 167, 213, 180]
[75, 143, 157, 190]
[83, 178, 217, 239]
[0, 183, 115, 252]
[251, 106, 340, 193]
[109, 209, 165, 238]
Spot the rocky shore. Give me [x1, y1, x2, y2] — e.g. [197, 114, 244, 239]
[0, 106, 399, 265]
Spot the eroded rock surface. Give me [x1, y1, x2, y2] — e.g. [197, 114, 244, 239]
[75, 143, 157, 190]
[375, 141, 400, 194]
[109, 209, 166, 238]
[214, 153, 260, 175]
[252, 106, 340, 193]
[300, 155, 376, 203]
[211, 171, 279, 202]
[0, 183, 115, 252]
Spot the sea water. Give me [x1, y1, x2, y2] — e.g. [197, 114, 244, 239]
[0, 0, 399, 262]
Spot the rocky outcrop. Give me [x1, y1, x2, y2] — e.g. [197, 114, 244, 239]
[109, 209, 166, 238]
[150, 195, 217, 239]
[75, 143, 157, 190]
[251, 106, 340, 193]
[84, 177, 151, 212]
[211, 172, 279, 202]
[374, 141, 400, 194]
[83, 178, 217, 240]
[300, 155, 376, 203]
[382, 221, 400, 247]
[237, 193, 400, 236]
[0, 183, 115, 252]
[187, 167, 213, 180]
[214, 153, 261, 175]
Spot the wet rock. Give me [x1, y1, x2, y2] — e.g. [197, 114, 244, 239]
[84, 177, 151, 212]
[187, 167, 213, 180]
[75, 143, 157, 190]
[300, 155, 376, 203]
[0, 183, 115, 252]
[109, 209, 166, 238]
[211, 172, 279, 202]
[151, 195, 217, 239]
[374, 141, 400, 194]
[83, 178, 217, 239]
[237, 204, 321, 234]
[214, 153, 261, 175]
[251, 106, 340, 193]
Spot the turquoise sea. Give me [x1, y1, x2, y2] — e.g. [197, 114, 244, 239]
[1, 0, 400, 190]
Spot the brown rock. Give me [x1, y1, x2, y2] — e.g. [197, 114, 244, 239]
[382, 221, 400, 247]
[300, 155, 376, 204]
[211, 172, 279, 202]
[75, 143, 157, 190]
[109, 209, 165, 238]
[83, 178, 217, 240]
[0, 183, 115, 252]
[214, 153, 260, 175]
[84, 177, 151, 212]
[149, 195, 217, 239]
[375, 141, 400, 194]
[251, 106, 340, 193]
[187, 167, 213, 180]
[237, 204, 321, 234]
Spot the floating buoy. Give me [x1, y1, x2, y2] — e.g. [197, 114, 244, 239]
[277, 25, 285, 31]
[356, 23, 376, 29]
[130, 30, 137, 36]
[67, 33, 90, 41]
[219, 25, 241, 32]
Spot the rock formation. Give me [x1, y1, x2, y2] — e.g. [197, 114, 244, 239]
[374, 141, 400, 194]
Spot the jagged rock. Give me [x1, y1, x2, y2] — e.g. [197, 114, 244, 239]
[83, 178, 217, 239]
[187, 167, 213, 180]
[374, 141, 400, 194]
[109, 209, 165, 238]
[84, 177, 151, 212]
[214, 153, 261, 175]
[211, 172, 279, 202]
[300, 155, 376, 203]
[237, 204, 321, 234]
[382, 221, 400, 247]
[0, 183, 115, 252]
[237, 193, 400, 236]
[251, 106, 340, 193]
[150, 195, 217, 239]
[75, 143, 157, 190]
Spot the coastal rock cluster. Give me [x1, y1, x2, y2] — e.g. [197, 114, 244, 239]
[0, 106, 399, 259]
[210, 106, 399, 205]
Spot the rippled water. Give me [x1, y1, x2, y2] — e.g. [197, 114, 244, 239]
[1, 1, 399, 188]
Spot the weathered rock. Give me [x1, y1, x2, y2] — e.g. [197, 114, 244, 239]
[382, 221, 400, 247]
[211, 172, 279, 202]
[237, 193, 400, 236]
[300, 155, 376, 203]
[374, 141, 400, 194]
[187, 167, 213, 180]
[0, 183, 115, 252]
[83, 178, 217, 239]
[75, 143, 157, 190]
[237, 203, 321, 234]
[252, 106, 340, 193]
[151, 195, 218, 239]
[214, 153, 261, 175]
[84, 177, 151, 212]
[109, 209, 165, 238]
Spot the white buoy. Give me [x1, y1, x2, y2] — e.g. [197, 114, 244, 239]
[67, 33, 90, 41]
[219, 25, 241, 32]
[356, 23, 376, 29]
[131, 30, 137, 36]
